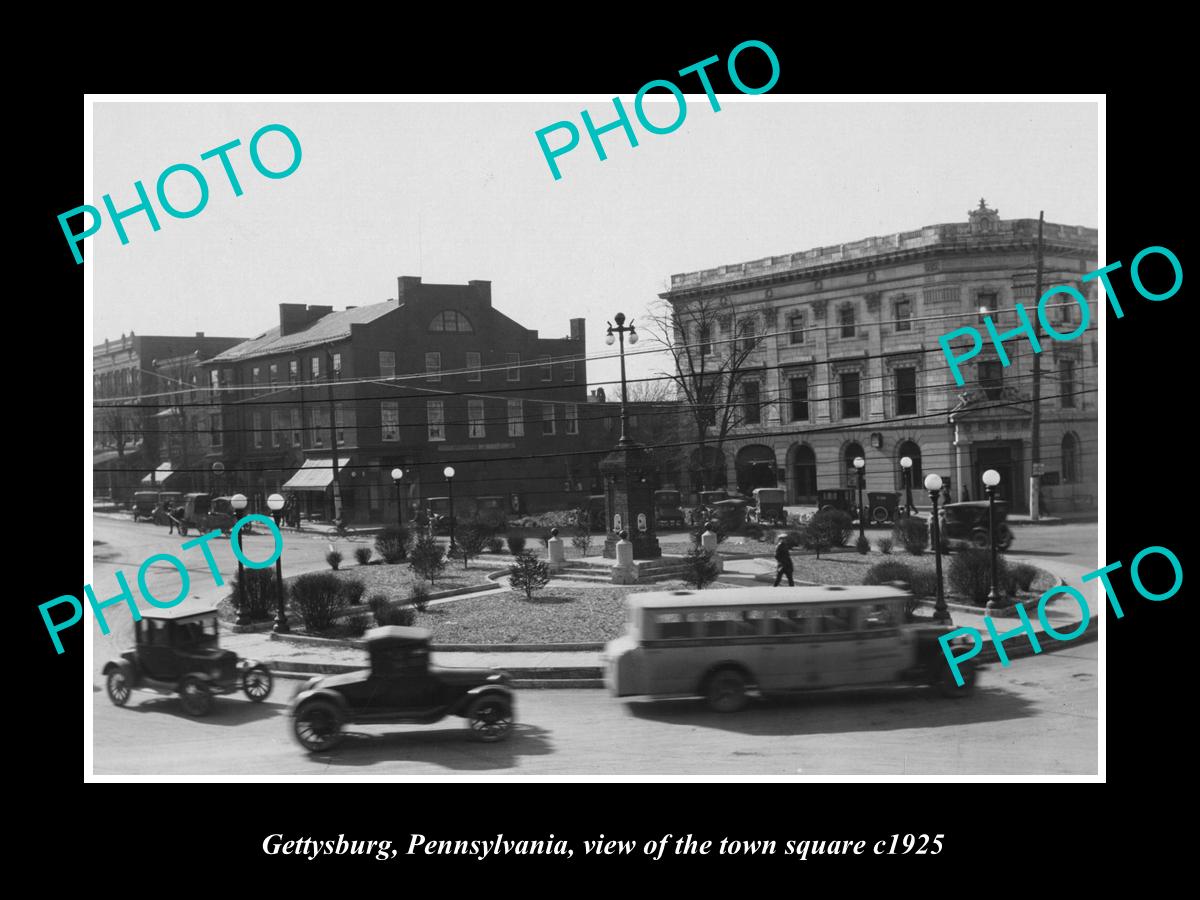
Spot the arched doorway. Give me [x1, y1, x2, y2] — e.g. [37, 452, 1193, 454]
[895, 440, 922, 498]
[788, 443, 817, 504]
[688, 446, 727, 495]
[736, 445, 777, 495]
[842, 441, 865, 489]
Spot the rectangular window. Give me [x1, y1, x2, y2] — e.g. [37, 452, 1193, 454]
[466, 351, 481, 382]
[290, 409, 302, 447]
[252, 366, 261, 385]
[542, 404, 556, 436]
[506, 352, 520, 382]
[271, 410, 285, 447]
[840, 371, 861, 419]
[895, 298, 912, 332]
[895, 367, 917, 415]
[311, 356, 320, 380]
[789, 377, 809, 422]
[425, 352, 441, 382]
[334, 403, 346, 444]
[269, 363, 278, 385]
[331, 352, 342, 374]
[468, 398, 486, 438]
[310, 407, 327, 446]
[381, 400, 400, 442]
[427, 400, 445, 441]
[740, 320, 758, 353]
[539, 355, 552, 381]
[566, 403, 578, 435]
[978, 291, 998, 314]
[223, 368, 233, 388]
[978, 360, 1003, 400]
[210, 370, 220, 391]
[253, 411, 263, 448]
[563, 359, 576, 382]
[699, 323, 713, 355]
[840, 306, 856, 338]
[210, 413, 223, 448]
[743, 382, 761, 425]
[379, 351, 395, 378]
[788, 313, 804, 345]
[288, 360, 298, 381]
[507, 399, 524, 437]
[1060, 360, 1077, 408]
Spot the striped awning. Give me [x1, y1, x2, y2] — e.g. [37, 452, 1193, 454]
[141, 462, 174, 485]
[283, 457, 350, 492]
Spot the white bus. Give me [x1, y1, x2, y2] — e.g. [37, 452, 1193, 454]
[602, 585, 978, 712]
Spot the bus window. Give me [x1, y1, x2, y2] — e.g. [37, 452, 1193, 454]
[816, 607, 854, 633]
[698, 610, 763, 638]
[860, 603, 896, 630]
[654, 612, 692, 640]
[768, 609, 810, 635]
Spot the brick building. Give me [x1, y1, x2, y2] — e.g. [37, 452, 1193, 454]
[660, 202, 1098, 514]
[204, 277, 590, 523]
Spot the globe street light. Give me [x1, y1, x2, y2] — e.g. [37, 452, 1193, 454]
[391, 467, 405, 532]
[266, 492, 288, 633]
[605, 312, 638, 447]
[983, 468, 1002, 609]
[444, 466, 457, 551]
[853, 456, 866, 542]
[925, 473, 949, 624]
[230, 493, 249, 626]
[900, 456, 914, 514]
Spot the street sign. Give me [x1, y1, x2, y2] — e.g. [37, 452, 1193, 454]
[1032, 463, 1046, 476]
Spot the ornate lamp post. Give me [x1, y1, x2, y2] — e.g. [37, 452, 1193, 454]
[267, 493, 288, 633]
[925, 474, 949, 624]
[605, 313, 638, 446]
[853, 456, 866, 541]
[391, 467, 404, 531]
[900, 456, 914, 514]
[230, 493, 249, 625]
[443, 466, 457, 551]
[983, 468, 1002, 610]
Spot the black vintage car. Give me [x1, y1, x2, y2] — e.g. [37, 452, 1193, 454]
[102, 608, 273, 716]
[288, 626, 516, 752]
[939, 501, 1013, 551]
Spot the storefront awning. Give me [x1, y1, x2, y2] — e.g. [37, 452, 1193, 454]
[283, 457, 350, 492]
[141, 462, 175, 485]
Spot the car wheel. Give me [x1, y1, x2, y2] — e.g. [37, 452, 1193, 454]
[242, 665, 273, 702]
[936, 665, 976, 698]
[106, 670, 131, 707]
[294, 700, 345, 752]
[705, 668, 749, 713]
[997, 525, 1014, 551]
[971, 530, 990, 549]
[467, 696, 513, 742]
[179, 675, 215, 716]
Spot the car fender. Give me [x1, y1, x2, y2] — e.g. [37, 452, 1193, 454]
[236, 658, 266, 671]
[290, 688, 352, 719]
[179, 671, 220, 689]
[102, 659, 133, 678]
[452, 684, 514, 717]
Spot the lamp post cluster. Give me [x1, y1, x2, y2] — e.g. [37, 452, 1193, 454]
[605, 312, 638, 447]
[853, 455, 866, 539]
[921, 467, 1005, 624]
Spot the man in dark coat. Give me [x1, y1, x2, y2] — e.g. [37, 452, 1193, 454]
[773, 534, 795, 587]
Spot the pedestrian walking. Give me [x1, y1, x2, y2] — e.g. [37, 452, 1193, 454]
[773, 534, 795, 587]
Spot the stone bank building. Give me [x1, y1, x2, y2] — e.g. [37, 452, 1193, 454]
[660, 202, 1098, 513]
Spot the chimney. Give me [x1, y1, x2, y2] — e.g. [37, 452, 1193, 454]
[306, 305, 333, 324]
[397, 276, 422, 301]
[195, 331, 205, 338]
[279, 303, 308, 336]
[469, 279, 492, 306]
[570, 317, 585, 342]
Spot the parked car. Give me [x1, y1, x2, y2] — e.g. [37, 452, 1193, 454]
[131, 491, 160, 522]
[867, 491, 903, 524]
[939, 501, 1013, 551]
[288, 626, 516, 752]
[654, 490, 685, 527]
[102, 607, 273, 716]
[749, 487, 787, 525]
[476, 495, 508, 530]
[427, 497, 455, 535]
[178, 493, 237, 536]
[816, 487, 856, 516]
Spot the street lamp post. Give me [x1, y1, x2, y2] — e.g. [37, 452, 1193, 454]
[925, 474, 949, 624]
[900, 456, 914, 514]
[853, 456, 866, 541]
[983, 468, 1002, 610]
[444, 466, 457, 552]
[267, 493, 288, 633]
[230, 493, 248, 625]
[605, 312, 638, 447]
[391, 467, 404, 532]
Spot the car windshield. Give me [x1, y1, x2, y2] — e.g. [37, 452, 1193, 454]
[175, 618, 219, 647]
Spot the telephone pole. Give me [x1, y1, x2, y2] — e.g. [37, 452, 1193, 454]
[1029, 211, 1044, 521]
[326, 351, 343, 521]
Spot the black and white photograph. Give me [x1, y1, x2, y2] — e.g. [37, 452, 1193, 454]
[83, 95, 1103, 779]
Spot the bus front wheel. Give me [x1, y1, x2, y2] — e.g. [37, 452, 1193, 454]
[704, 668, 750, 714]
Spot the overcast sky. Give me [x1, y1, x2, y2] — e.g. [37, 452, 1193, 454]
[91, 99, 1098, 388]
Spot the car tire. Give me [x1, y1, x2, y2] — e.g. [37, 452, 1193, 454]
[997, 525, 1014, 551]
[971, 530, 990, 549]
[179, 675, 215, 716]
[936, 665, 976, 698]
[466, 696, 514, 742]
[242, 665, 273, 702]
[106, 669, 131, 707]
[294, 700, 345, 752]
[704, 668, 750, 713]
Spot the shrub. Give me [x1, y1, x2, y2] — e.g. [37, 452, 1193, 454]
[862, 560, 914, 586]
[949, 549, 1010, 606]
[409, 533, 447, 585]
[367, 593, 390, 622]
[354, 546, 373, 566]
[876, 536, 894, 555]
[682, 548, 720, 590]
[1008, 562, 1040, 593]
[486, 536, 504, 553]
[341, 579, 366, 608]
[375, 525, 410, 564]
[571, 528, 592, 557]
[893, 514, 929, 555]
[812, 509, 853, 547]
[509, 550, 551, 600]
[908, 569, 939, 600]
[506, 534, 527, 555]
[457, 522, 488, 569]
[409, 583, 431, 613]
[290, 573, 350, 633]
[325, 548, 343, 571]
[344, 614, 369, 638]
[232, 567, 278, 621]
[367, 593, 415, 627]
[855, 533, 871, 555]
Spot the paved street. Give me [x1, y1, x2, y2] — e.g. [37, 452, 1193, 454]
[93, 640, 1096, 776]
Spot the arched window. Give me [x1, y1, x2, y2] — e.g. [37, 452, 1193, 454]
[1062, 433, 1080, 483]
[843, 442, 865, 487]
[428, 310, 474, 333]
[896, 440, 922, 490]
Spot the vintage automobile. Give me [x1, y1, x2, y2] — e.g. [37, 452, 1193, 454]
[426, 497, 455, 535]
[939, 500, 1013, 551]
[749, 487, 787, 526]
[816, 487, 857, 517]
[653, 490, 685, 527]
[102, 607, 274, 716]
[710, 497, 750, 532]
[603, 585, 982, 712]
[288, 626, 516, 752]
[476, 495, 508, 530]
[178, 493, 238, 536]
[867, 491, 903, 524]
[131, 491, 161, 522]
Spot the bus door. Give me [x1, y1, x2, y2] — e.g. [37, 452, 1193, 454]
[852, 601, 908, 683]
[760, 607, 821, 689]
